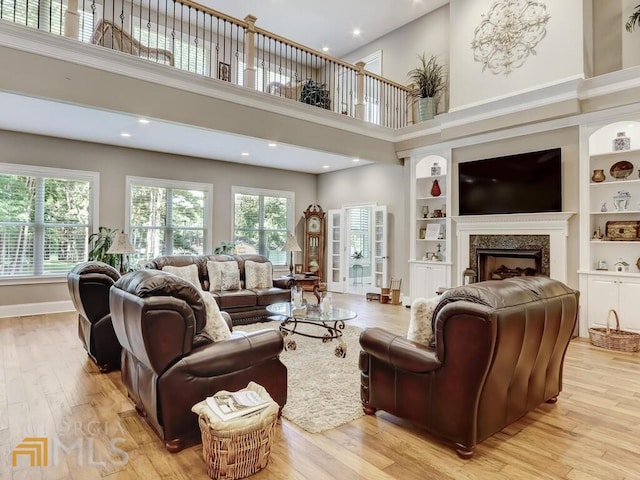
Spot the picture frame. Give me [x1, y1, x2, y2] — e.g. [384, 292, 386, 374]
[425, 223, 442, 240]
[218, 61, 231, 82]
[419, 227, 426, 240]
[294, 264, 303, 274]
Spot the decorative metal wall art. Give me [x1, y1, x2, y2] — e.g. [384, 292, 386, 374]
[471, 0, 551, 76]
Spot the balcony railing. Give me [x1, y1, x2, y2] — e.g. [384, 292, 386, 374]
[1, 0, 413, 128]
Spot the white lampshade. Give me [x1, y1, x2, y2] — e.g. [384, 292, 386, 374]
[283, 234, 302, 252]
[107, 232, 135, 254]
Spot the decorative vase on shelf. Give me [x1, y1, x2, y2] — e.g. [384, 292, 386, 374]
[430, 179, 441, 197]
[431, 162, 441, 176]
[422, 205, 430, 218]
[591, 169, 606, 183]
[612, 132, 631, 152]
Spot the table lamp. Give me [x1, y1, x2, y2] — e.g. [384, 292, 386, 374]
[107, 232, 135, 274]
[283, 233, 302, 276]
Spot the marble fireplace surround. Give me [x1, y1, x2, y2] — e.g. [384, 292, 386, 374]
[454, 213, 575, 285]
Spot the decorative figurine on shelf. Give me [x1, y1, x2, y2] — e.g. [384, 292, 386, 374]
[613, 191, 631, 211]
[612, 132, 631, 151]
[430, 179, 441, 197]
[431, 162, 441, 176]
[422, 205, 430, 218]
[601, 202, 608, 212]
[615, 258, 630, 272]
[592, 227, 604, 240]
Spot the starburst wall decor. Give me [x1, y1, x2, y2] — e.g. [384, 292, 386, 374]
[471, 0, 551, 76]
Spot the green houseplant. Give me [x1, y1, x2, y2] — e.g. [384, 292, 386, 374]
[87, 226, 119, 267]
[626, 4, 640, 31]
[299, 79, 331, 110]
[214, 241, 236, 254]
[407, 53, 446, 122]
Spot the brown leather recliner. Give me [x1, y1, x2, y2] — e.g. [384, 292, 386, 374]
[67, 261, 122, 372]
[359, 276, 578, 458]
[109, 269, 287, 453]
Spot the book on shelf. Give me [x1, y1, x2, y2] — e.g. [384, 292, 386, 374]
[206, 389, 270, 421]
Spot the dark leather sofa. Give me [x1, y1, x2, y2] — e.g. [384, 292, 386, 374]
[141, 254, 293, 325]
[67, 261, 122, 372]
[359, 276, 578, 458]
[109, 269, 288, 452]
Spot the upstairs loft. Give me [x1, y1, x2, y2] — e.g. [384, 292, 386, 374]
[1, 0, 640, 164]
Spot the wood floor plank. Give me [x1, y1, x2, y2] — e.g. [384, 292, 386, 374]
[0, 298, 638, 479]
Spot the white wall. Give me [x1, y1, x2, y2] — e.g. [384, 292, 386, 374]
[623, 0, 640, 68]
[449, 0, 585, 110]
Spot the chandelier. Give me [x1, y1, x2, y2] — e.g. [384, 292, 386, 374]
[471, 0, 551, 76]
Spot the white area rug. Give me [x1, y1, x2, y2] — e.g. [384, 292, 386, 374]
[235, 321, 364, 433]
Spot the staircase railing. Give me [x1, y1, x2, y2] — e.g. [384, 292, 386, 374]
[1, 0, 412, 127]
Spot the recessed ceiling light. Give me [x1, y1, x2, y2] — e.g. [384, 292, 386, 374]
[352, 158, 360, 162]
[268, 143, 277, 148]
[322, 46, 329, 52]
[120, 132, 131, 137]
[138, 118, 150, 124]
[353, 29, 361, 37]
[241, 152, 250, 156]
[322, 165, 330, 169]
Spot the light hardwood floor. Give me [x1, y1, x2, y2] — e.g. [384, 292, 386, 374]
[1, 293, 639, 479]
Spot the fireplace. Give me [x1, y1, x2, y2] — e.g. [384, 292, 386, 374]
[476, 248, 542, 281]
[470, 235, 549, 281]
[455, 212, 574, 285]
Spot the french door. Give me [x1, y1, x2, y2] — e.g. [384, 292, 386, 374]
[326, 204, 388, 294]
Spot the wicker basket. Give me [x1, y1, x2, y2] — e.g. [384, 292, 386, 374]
[195, 384, 279, 480]
[589, 309, 640, 352]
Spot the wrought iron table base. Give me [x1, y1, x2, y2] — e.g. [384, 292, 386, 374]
[279, 318, 347, 357]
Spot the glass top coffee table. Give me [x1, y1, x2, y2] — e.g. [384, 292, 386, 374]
[265, 302, 357, 357]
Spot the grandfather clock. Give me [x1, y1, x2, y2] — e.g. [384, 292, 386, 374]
[303, 204, 326, 280]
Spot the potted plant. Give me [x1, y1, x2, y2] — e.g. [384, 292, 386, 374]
[626, 4, 640, 31]
[352, 250, 364, 264]
[88, 226, 118, 267]
[407, 53, 446, 122]
[214, 241, 236, 254]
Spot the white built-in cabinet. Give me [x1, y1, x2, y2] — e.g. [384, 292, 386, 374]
[409, 154, 452, 303]
[579, 118, 640, 335]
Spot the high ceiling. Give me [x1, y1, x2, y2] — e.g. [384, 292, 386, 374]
[201, 0, 448, 57]
[2, 1, 449, 173]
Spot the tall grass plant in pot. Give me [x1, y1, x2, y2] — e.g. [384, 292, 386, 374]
[408, 54, 446, 122]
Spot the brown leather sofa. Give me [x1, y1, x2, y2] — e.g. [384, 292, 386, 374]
[359, 276, 578, 458]
[109, 269, 287, 452]
[141, 254, 293, 325]
[67, 261, 122, 372]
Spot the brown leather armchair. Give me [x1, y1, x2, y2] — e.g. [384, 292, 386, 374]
[359, 276, 578, 458]
[67, 261, 122, 372]
[109, 269, 287, 452]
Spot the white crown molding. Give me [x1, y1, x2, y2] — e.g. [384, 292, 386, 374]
[578, 65, 640, 100]
[0, 22, 396, 142]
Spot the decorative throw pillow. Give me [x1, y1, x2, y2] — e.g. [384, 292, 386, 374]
[162, 264, 201, 289]
[221, 269, 240, 291]
[407, 297, 439, 346]
[245, 260, 273, 289]
[207, 261, 240, 291]
[200, 293, 231, 342]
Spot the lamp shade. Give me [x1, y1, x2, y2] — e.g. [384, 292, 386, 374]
[283, 234, 302, 252]
[107, 232, 135, 254]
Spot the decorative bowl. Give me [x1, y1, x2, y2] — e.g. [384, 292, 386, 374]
[610, 160, 634, 179]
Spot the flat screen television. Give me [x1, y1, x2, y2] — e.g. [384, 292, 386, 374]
[458, 148, 562, 216]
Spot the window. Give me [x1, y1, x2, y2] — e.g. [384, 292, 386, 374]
[0, 0, 97, 42]
[349, 207, 370, 259]
[232, 187, 294, 265]
[0, 163, 98, 277]
[133, 18, 210, 74]
[127, 177, 212, 263]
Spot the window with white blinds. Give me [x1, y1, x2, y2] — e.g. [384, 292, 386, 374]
[0, 0, 98, 41]
[349, 207, 370, 258]
[127, 176, 212, 264]
[132, 18, 210, 74]
[0, 163, 97, 277]
[232, 187, 293, 265]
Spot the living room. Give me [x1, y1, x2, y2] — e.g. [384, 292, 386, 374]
[1, 0, 640, 478]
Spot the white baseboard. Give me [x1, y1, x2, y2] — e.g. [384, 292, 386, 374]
[0, 300, 74, 318]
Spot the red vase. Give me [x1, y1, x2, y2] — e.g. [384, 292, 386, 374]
[430, 179, 441, 197]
